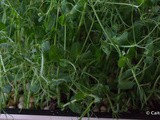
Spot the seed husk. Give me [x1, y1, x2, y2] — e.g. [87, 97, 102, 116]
[8, 106, 15, 109]
[102, 98, 108, 106]
[44, 106, 49, 110]
[100, 106, 107, 112]
[29, 102, 34, 109]
[19, 96, 24, 103]
[93, 106, 99, 112]
[30, 96, 34, 103]
[18, 102, 24, 109]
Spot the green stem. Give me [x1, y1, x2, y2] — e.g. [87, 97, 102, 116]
[40, 52, 48, 84]
[116, 68, 123, 112]
[79, 101, 94, 120]
[54, 7, 60, 45]
[90, 0, 121, 56]
[146, 75, 160, 101]
[106, 93, 117, 113]
[64, 24, 67, 52]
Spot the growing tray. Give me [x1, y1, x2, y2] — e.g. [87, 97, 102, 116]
[0, 108, 160, 120]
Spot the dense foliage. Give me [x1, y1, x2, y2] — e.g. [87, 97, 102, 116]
[0, 0, 160, 118]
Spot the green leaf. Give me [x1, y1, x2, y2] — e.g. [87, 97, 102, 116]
[69, 0, 86, 16]
[114, 32, 128, 45]
[120, 69, 132, 81]
[49, 45, 63, 61]
[136, 0, 146, 4]
[44, 14, 56, 32]
[59, 59, 68, 67]
[126, 47, 136, 59]
[0, 22, 5, 30]
[118, 56, 128, 68]
[145, 39, 154, 56]
[94, 49, 102, 62]
[151, 5, 160, 13]
[69, 102, 83, 114]
[88, 94, 101, 103]
[34, 27, 46, 40]
[92, 84, 109, 97]
[60, 59, 72, 67]
[118, 81, 135, 90]
[52, 79, 67, 86]
[71, 42, 81, 59]
[49, 83, 56, 92]
[105, 27, 115, 39]
[3, 84, 12, 94]
[74, 92, 86, 101]
[42, 41, 50, 52]
[29, 83, 40, 93]
[94, 96, 101, 103]
[101, 41, 111, 57]
[0, 39, 7, 44]
[58, 15, 66, 26]
[144, 56, 153, 64]
[79, 51, 92, 61]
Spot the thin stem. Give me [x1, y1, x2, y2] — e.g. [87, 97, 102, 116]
[64, 24, 67, 52]
[90, 0, 121, 56]
[40, 52, 48, 84]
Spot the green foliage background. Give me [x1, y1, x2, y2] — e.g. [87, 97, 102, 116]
[0, 0, 160, 117]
